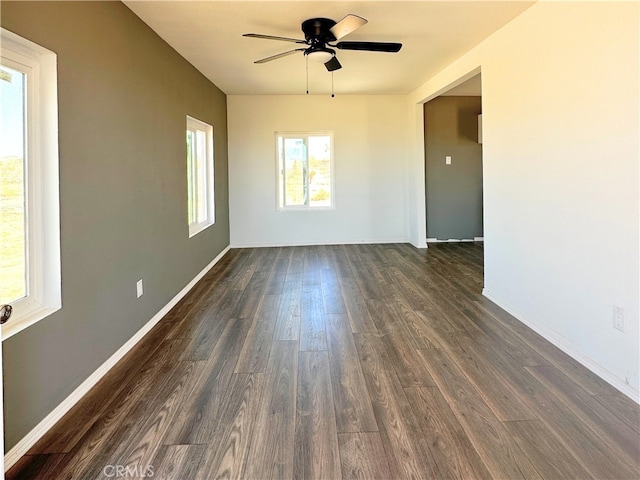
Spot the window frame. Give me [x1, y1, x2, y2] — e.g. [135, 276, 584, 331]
[275, 131, 335, 211]
[1, 28, 61, 340]
[186, 115, 215, 238]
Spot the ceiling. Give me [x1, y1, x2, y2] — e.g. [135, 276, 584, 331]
[123, 1, 534, 96]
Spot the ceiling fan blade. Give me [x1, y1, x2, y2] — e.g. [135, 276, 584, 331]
[243, 33, 306, 44]
[324, 56, 342, 72]
[335, 41, 402, 53]
[329, 14, 367, 40]
[254, 49, 305, 64]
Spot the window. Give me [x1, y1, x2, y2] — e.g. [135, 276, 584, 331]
[186, 116, 214, 237]
[277, 132, 333, 210]
[1, 29, 60, 339]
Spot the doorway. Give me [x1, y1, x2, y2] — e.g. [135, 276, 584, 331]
[424, 74, 483, 242]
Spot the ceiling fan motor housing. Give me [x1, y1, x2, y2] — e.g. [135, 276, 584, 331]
[302, 18, 338, 45]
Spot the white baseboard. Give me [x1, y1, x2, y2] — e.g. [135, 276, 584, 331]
[426, 238, 479, 243]
[4, 245, 231, 471]
[410, 240, 428, 249]
[482, 288, 640, 404]
[230, 238, 409, 248]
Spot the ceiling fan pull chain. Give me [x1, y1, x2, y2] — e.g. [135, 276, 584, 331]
[331, 71, 335, 98]
[306, 55, 309, 94]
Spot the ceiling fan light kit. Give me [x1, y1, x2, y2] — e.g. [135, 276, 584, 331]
[243, 14, 402, 96]
[306, 48, 334, 63]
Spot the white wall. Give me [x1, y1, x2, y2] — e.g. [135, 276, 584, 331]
[228, 95, 409, 246]
[408, 1, 639, 398]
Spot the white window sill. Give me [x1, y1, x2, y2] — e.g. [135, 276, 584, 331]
[189, 220, 215, 238]
[1, 304, 61, 340]
[277, 206, 335, 212]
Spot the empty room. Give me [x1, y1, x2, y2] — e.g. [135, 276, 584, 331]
[1, 1, 638, 479]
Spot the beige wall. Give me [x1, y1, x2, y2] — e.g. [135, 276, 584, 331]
[228, 95, 409, 246]
[408, 1, 639, 397]
[1, 1, 229, 450]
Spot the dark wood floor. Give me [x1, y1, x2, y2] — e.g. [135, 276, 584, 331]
[8, 243, 640, 479]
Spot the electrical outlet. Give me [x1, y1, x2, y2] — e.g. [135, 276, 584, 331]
[136, 279, 144, 298]
[613, 306, 624, 332]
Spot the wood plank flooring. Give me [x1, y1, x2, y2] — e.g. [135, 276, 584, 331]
[7, 243, 640, 479]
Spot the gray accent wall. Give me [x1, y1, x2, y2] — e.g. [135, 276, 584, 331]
[424, 96, 483, 240]
[1, 1, 229, 451]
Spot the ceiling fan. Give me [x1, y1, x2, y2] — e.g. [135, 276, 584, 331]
[243, 14, 402, 72]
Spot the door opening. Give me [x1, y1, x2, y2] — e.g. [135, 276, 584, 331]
[424, 74, 483, 243]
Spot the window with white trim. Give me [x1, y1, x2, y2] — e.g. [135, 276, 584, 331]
[277, 132, 333, 210]
[1, 29, 61, 339]
[186, 116, 215, 237]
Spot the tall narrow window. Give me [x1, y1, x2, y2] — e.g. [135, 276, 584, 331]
[1, 29, 61, 339]
[277, 132, 333, 210]
[186, 116, 214, 237]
